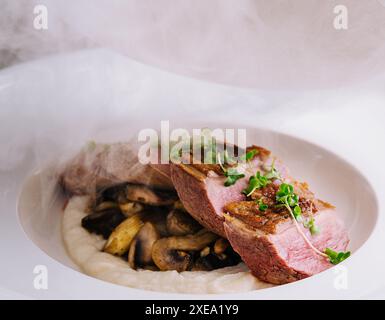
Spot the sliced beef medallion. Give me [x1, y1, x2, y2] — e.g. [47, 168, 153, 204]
[170, 145, 289, 237]
[224, 195, 349, 284]
[61, 142, 174, 195]
[170, 145, 349, 284]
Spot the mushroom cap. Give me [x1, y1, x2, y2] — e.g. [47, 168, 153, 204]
[166, 209, 202, 236]
[152, 230, 218, 271]
[128, 222, 160, 269]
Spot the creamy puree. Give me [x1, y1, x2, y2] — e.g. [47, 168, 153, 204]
[62, 196, 272, 293]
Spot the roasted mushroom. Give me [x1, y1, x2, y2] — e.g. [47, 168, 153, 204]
[95, 201, 119, 212]
[119, 202, 144, 217]
[125, 184, 178, 206]
[213, 238, 230, 256]
[152, 230, 218, 272]
[142, 211, 169, 237]
[128, 222, 160, 269]
[200, 246, 211, 257]
[81, 207, 125, 239]
[192, 239, 242, 271]
[101, 184, 127, 203]
[192, 253, 238, 271]
[104, 214, 144, 255]
[173, 200, 187, 211]
[166, 209, 202, 236]
[80, 181, 240, 272]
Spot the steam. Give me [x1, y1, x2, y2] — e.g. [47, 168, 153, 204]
[0, 0, 385, 175]
[1, 0, 385, 88]
[0, 0, 95, 68]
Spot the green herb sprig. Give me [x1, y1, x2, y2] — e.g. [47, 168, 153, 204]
[304, 216, 320, 235]
[276, 183, 319, 235]
[325, 248, 351, 265]
[243, 172, 270, 197]
[224, 168, 245, 187]
[242, 160, 282, 198]
[276, 183, 303, 222]
[217, 152, 245, 187]
[240, 149, 259, 162]
[264, 159, 281, 181]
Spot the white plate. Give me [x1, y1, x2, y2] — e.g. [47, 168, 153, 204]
[1, 49, 385, 299]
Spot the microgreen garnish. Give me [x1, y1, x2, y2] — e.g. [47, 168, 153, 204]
[293, 205, 302, 221]
[304, 216, 320, 235]
[240, 149, 259, 162]
[276, 183, 302, 222]
[264, 159, 281, 181]
[243, 171, 270, 197]
[223, 150, 237, 166]
[257, 198, 268, 212]
[217, 152, 245, 187]
[324, 248, 351, 265]
[275, 183, 331, 259]
[241, 159, 282, 197]
[224, 168, 245, 187]
[246, 149, 258, 161]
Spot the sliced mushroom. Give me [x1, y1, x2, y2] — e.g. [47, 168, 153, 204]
[104, 214, 144, 255]
[192, 240, 242, 271]
[166, 209, 202, 236]
[152, 230, 218, 272]
[125, 184, 178, 206]
[173, 200, 187, 212]
[192, 253, 241, 271]
[200, 246, 211, 257]
[128, 239, 137, 268]
[128, 222, 160, 269]
[143, 216, 168, 237]
[191, 258, 212, 271]
[81, 207, 125, 239]
[101, 184, 127, 202]
[213, 238, 230, 255]
[119, 202, 144, 217]
[95, 201, 119, 212]
[138, 208, 169, 237]
[192, 254, 223, 271]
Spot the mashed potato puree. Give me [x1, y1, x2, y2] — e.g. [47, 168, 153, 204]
[62, 196, 272, 293]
